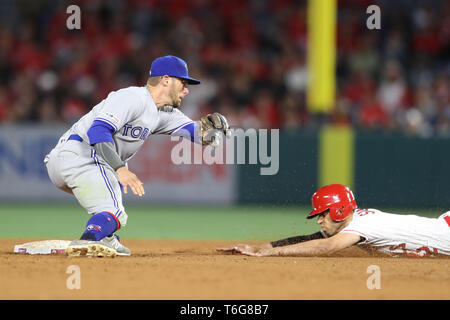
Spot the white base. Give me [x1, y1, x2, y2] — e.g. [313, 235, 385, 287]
[14, 240, 71, 255]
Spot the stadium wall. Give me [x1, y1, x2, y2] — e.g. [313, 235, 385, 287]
[1, 125, 449, 208]
[0, 125, 236, 205]
[237, 127, 450, 209]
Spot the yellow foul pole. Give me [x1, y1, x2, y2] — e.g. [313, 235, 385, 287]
[307, 0, 336, 113]
[307, 0, 354, 189]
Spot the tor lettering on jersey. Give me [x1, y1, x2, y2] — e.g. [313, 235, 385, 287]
[122, 124, 150, 140]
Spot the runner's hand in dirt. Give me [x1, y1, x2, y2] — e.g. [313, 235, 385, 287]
[238, 247, 276, 256]
[216, 243, 272, 255]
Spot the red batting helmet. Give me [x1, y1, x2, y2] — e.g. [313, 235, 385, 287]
[307, 184, 357, 222]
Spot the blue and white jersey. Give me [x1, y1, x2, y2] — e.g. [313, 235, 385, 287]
[67, 86, 197, 162]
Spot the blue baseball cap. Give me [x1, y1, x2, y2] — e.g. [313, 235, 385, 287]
[149, 55, 201, 85]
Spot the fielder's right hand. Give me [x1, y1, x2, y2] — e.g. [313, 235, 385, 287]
[116, 167, 145, 197]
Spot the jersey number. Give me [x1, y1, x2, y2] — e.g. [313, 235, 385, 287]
[356, 209, 375, 216]
[444, 216, 450, 227]
[389, 243, 438, 257]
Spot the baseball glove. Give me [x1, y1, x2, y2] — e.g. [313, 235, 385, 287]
[199, 112, 231, 146]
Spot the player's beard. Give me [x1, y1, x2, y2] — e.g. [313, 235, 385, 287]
[169, 85, 182, 108]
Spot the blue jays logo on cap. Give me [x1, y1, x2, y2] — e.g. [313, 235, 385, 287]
[149, 55, 201, 85]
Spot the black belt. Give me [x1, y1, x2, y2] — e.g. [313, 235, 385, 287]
[68, 134, 83, 142]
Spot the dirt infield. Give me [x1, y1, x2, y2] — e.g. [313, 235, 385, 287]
[0, 239, 449, 300]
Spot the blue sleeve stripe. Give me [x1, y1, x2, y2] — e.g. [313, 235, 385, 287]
[171, 121, 195, 135]
[92, 119, 116, 131]
[94, 117, 118, 131]
[88, 120, 115, 145]
[172, 121, 200, 143]
[155, 121, 194, 135]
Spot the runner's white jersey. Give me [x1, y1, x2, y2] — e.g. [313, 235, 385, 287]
[62, 86, 195, 162]
[340, 209, 450, 257]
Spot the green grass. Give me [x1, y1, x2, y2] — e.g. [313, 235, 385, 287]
[0, 203, 443, 241]
[0, 203, 318, 240]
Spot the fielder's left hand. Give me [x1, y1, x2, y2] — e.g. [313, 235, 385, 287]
[199, 112, 232, 146]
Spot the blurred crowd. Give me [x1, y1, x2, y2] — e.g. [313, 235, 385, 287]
[0, 0, 448, 137]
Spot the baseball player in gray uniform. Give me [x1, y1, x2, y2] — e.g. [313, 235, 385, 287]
[44, 55, 230, 257]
